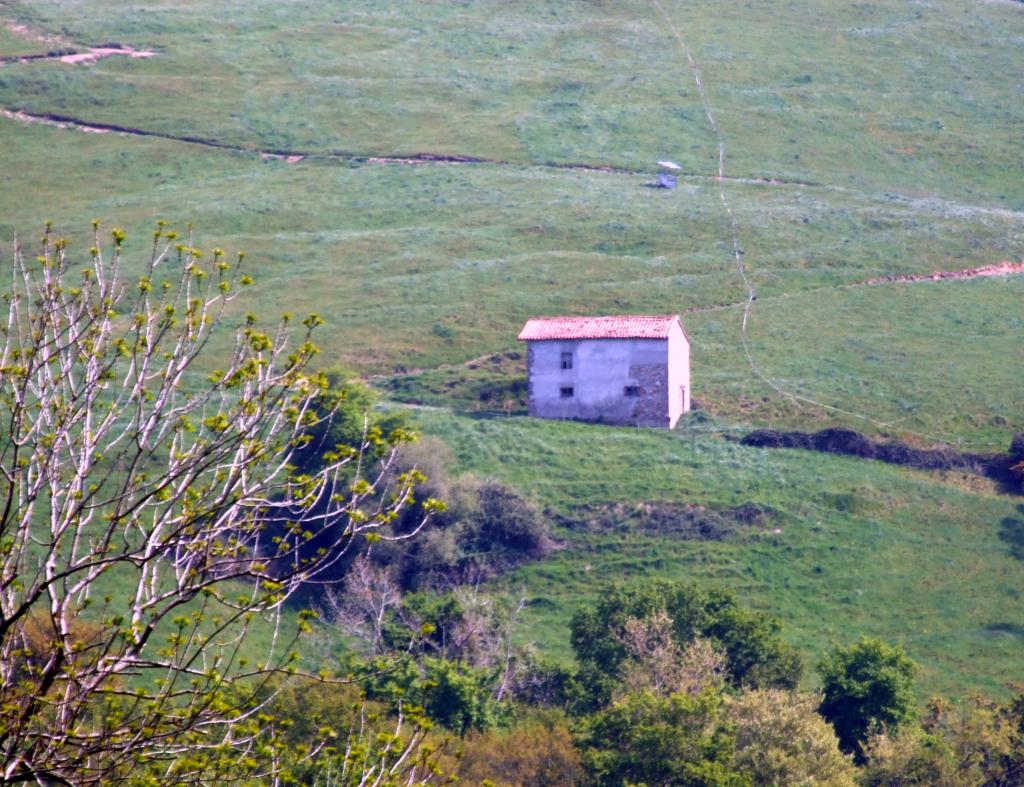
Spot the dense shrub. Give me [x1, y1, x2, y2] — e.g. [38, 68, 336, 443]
[569, 581, 802, 713]
[817, 638, 917, 762]
[471, 481, 549, 555]
[452, 709, 583, 786]
[727, 689, 856, 786]
[379, 442, 551, 588]
[576, 689, 747, 786]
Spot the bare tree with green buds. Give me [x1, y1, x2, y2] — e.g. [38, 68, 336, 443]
[0, 223, 440, 784]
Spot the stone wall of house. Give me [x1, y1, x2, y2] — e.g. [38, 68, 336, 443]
[629, 363, 670, 427]
[526, 338, 673, 427]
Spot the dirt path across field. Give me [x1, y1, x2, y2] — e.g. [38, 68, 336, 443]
[862, 261, 1024, 285]
[2, 87, 1020, 239]
[0, 45, 155, 66]
[0, 105, 831, 189]
[681, 261, 1024, 316]
[6, 103, 1021, 228]
[2, 17, 155, 64]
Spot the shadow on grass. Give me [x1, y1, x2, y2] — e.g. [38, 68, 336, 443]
[983, 622, 1024, 639]
[741, 428, 1024, 495]
[998, 505, 1024, 560]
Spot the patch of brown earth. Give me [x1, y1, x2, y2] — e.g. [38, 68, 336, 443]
[260, 152, 305, 163]
[864, 260, 1024, 285]
[1, 108, 109, 133]
[367, 153, 488, 166]
[58, 46, 155, 65]
[740, 428, 1024, 493]
[1, 44, 155, 66]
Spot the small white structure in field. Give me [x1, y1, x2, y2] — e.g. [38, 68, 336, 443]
[517, 315, 691, 428]
[656, 160, 681, 189]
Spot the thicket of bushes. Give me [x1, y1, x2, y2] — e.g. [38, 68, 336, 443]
[297, 575, 1024, 785]
[285, 375, 551, 594]
[286, 374, 1024, 784]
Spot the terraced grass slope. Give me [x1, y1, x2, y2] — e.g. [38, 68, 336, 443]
[1, 0, 1022, 696]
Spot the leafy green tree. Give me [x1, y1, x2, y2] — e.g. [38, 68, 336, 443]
[860, 694, 1024, 786]
[293, 365, 409, 474]
[576, 689, 749, 787]
[817, 637, 917, 762]
[421, 657, 503, 736]
[346, 653, 503, 736]
[0, 225, 434, 784]
[451, 708, 583, 787]
[569, 581, 802, 712]
[727, 689, 856, 786]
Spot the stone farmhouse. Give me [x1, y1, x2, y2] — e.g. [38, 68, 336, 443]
[517, 315, 691, 428]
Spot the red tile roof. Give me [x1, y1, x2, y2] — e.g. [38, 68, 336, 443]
[517, 315, 681, 341]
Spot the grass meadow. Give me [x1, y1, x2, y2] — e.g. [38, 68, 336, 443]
[1, 0, 1022, 697]
[412, 410, 1024, 699]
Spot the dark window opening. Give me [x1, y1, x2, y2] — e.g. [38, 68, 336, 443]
[560, 386, 574, 399]
[624, 385, 641, 397]
[560, 352, 573, 370]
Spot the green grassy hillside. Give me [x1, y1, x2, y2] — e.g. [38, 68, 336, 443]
[1, 0, 1022, 698]
[410, 410, 1024, 699]
[3, 0, 1022, 202]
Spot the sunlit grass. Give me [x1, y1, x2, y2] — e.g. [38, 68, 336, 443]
[412, 409, 1024, 699]
[2, 0, 1023, 702]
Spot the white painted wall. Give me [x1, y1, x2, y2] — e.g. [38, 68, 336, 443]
[667, 321, 691, 427]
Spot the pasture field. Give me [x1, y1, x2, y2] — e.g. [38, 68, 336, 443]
[1, 0, 1022, 697]
[412, 410, 1024, 700]
[2, 0, 1022, 202]
[2, 118, 1021, 448]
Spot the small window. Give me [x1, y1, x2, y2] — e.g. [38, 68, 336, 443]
[560, 386, 575, 399]
[560, 352, 573, 370]
[624, 385, 641, 397]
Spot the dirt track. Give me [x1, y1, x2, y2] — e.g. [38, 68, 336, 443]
[681, 261, 1024, 317]
[0, 105, 828, 187]
[3, 105, 1021, 308]
[0, 42, 155, 66]
[863, 261, 1024, 285]
[4, 104, 1023, 224]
